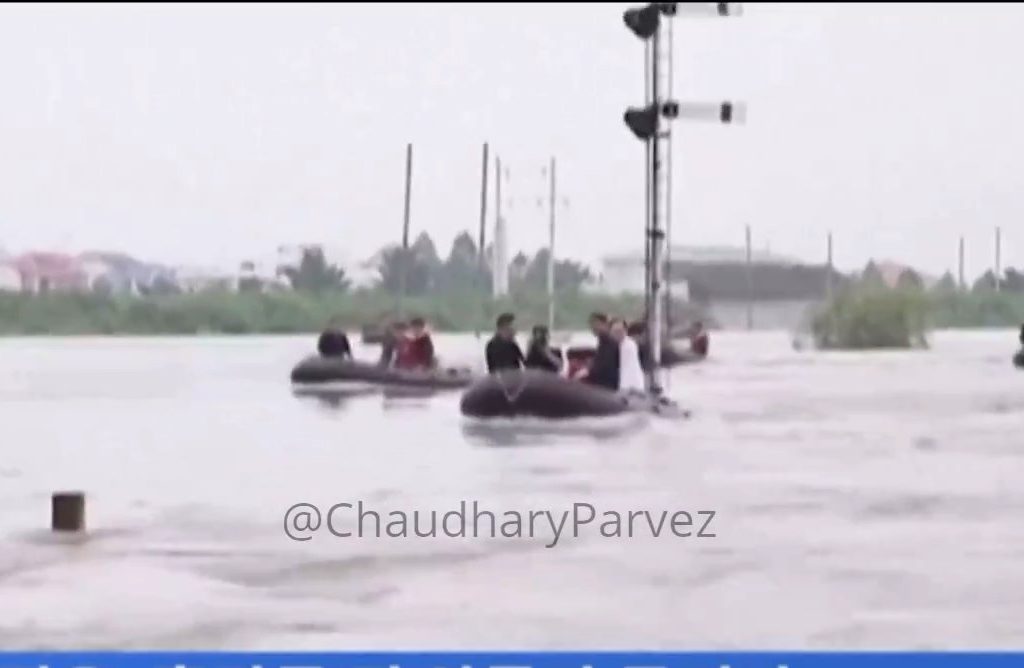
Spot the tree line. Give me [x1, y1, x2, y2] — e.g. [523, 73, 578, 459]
[860, 261, 1024, 295]
[284, 230, 593, 297]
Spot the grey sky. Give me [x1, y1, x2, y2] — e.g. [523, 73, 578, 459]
[0, 3, 1019, 276]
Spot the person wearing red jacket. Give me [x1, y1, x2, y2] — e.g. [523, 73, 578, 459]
[394, 316, 436, 371]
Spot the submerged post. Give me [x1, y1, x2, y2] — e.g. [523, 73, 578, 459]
[51, 491, 85, 532]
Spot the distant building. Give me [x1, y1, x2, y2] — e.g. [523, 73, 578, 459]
[589, 245, 845, 330]
[79, 251, 177, 294]
[869, 260, 937, 290]
[14, 252, 88, 293]
[0, 261, 20, 292]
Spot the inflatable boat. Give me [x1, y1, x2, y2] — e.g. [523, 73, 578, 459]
[459, 369, 632, 419]
[290, 355, 474, 390]
[563, 343, 703, 376]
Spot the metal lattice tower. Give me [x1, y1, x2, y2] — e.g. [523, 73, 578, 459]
[622, 1, 746, 392]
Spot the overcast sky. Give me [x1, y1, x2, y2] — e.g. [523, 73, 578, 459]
[0, 2, 1020, 276]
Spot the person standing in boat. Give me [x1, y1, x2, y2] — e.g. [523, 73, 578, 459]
[317, 318, 352, 359]
[395, 316, 436, 370]
[574, 312, 620, 390]
[1016, 324, 1024, 367]
[627, 321, 654, 373]
[524, 325, 562, 373]
[611, 318, 646, 395]
[378, 321, 407, 367]
[485, 312, 525, 373]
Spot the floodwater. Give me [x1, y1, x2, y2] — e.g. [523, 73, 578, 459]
[0, 330, 1021, 649]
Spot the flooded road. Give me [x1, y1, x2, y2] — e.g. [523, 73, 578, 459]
[0, 330, 1021, 649]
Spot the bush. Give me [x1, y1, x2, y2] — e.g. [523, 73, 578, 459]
[811, 285, 929, 350]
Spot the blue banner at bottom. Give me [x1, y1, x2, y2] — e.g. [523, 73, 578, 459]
[1, 653, 1024, 668]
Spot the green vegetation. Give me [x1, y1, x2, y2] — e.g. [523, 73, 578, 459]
[811, 286, 929, 350]
[808, 263, 1024, 350]
[928, 291, 1024, 329]
[0, 289, 648, 336]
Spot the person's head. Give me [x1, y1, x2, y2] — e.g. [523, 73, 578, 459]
[530, 325, 549, 345]
[609, 318, 627, 343]
[589, 312, 609, 336]
[391, 321, 408, 335]
[627, 321, 645, 340]
[409, 316, 426, 337]
[496, 312, 516, 339]
[694, 320, 705, 332]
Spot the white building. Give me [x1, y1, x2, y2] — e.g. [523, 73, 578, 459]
[589, 245, 797, 296]
[0, 261, 21, 292]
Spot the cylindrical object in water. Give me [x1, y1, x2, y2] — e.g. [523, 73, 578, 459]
[51, 491, 85, 532]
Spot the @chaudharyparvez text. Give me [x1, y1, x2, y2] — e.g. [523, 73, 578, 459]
[283, 500, 717, 546]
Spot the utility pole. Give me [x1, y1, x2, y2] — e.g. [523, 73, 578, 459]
[995, 226, 1002, 292]
[492, 156, 509, 298]
[476, 143, 489, 337]
[398, 143, 413, 317]
[547, 157, 557, 332]
[826, 231, 834, 301]
[958, 236, 965, 291]
[622, 1, 744, 393]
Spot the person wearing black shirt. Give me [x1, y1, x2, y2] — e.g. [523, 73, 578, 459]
[524, 325, 562, 373]
[378, 321, 407, 367]
[574, 312, 619, 390]
[485, 312, 525, 373]
[317, 319, 352, 359]
[1016, 324, 1024, 368]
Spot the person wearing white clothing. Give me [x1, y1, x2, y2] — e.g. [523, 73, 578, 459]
[610, 318, 647, 395]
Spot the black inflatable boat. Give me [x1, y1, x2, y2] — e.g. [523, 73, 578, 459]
[291, 355, 474, 390]
[564, 343, 704, 370]
[460, 369, 631, 419]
